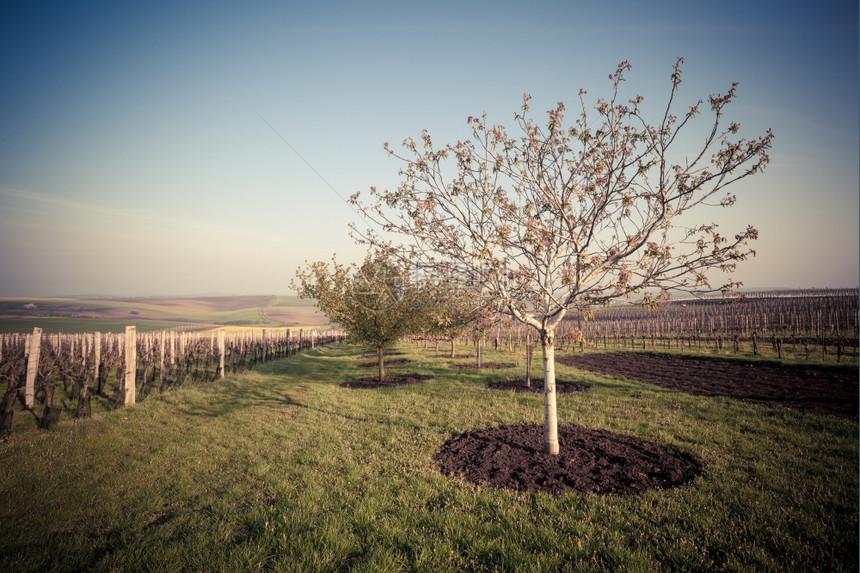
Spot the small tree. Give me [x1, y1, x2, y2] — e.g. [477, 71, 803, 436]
[293, 254, 423, 381]
[351, 59, 773, 454]
[421, 280, 495, 359]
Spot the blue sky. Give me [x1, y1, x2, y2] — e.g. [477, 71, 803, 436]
[1, 0, 857, 296]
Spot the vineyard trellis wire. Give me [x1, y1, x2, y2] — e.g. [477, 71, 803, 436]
[0, 326, 346, 434]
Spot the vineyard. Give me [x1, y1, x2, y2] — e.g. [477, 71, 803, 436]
[437, 289, 858, 367]
[0, 326, 346, 434]
[557, 288, 859, 360]
[2, 289, 857, 435]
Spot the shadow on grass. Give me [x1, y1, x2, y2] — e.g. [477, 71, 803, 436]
[159, 345, 381, 426]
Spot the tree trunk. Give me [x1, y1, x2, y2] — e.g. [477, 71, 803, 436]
[376, 346, 386, 382]
[540, 329, 559, 455]
[450, 338, 456, 359]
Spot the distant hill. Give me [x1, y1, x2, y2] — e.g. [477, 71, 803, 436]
[0, 295, 328, 328]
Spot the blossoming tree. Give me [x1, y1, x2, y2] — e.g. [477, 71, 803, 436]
[350, 59, 773, 454]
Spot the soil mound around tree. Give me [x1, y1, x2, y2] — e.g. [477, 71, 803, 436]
[340, 374, 433, 389]
[487, 379, 588, 394]
[450, 362, 516, 370]
[435, 423, 700, 496]
[357, 358, 413, 368]
[557, 352, 858, 419]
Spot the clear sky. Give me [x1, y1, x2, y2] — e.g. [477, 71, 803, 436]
[1, 0, 857, 297]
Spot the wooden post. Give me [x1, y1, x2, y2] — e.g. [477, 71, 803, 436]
[218, 329, 226, 379]
[25, 327, 42, 409]
[525, 333, 533, 388]
[124, 326, 137, 405]
[170, 331, 176, 365]
[262, 329, 267, 363]
[159, 330, 166, 384]
[94, 331, 102, 386]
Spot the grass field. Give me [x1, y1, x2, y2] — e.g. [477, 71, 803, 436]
[1, 343, 856, 572]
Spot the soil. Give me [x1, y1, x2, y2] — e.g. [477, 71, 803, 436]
[557, 352, 858, 419]
[449, 362, 516, 370]
[339, 373, 432, 389]
[351, 351, 856, 496]
[487, 378, 588, 394]
[435, 423, 701, 496]
[357, 358, 413, 368]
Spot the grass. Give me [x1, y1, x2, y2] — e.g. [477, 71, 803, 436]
[1, 342, 856, 572]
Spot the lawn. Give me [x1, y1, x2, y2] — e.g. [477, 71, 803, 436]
[1, 342, 856, 572]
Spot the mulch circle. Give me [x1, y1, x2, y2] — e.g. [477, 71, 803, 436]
[357, 358, 413, 368]
[339, 373, 433, 389]
[450, 362, 516, 370]
[557, 352, 858, 419]
[435, 423, 701, 496]
[487, 378, 587, 394]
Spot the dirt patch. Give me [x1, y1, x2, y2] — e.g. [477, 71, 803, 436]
[450, 362, 516, 370]
[557, 352, 858, 419]
[487, 378, 587, 394]
[435, 423, 700, 496]
[357, 358, 413, 368]
[340, 374, 433, 389]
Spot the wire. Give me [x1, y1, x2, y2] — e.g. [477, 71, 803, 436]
[254, 109, 362, 218]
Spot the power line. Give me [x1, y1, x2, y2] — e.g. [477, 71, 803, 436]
[255, 109, 362, 218]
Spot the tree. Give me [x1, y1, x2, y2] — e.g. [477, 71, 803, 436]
[350, 59, 773, 455]
[293, 254, 424, 381]
[421, 279, 495, 359]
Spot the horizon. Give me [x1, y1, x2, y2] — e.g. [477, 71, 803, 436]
[1, 0, 857, 297]
[3, 286, 857, 302]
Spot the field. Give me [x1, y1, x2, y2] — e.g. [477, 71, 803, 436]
[0, 295, 328, 333]
[1, 341, 856, 572]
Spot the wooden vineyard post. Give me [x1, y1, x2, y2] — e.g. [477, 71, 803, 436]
[525, 333, 533, 388]
[124, 326, 137, 406]
[94, 331, 102, 385]
[261, 329, 267, 364]
[218, 329, 226, 379]
[159, 331, 167, 390]
[24, 327, 42, 410]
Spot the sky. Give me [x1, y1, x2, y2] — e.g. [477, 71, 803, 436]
[1, 0, 857, 297]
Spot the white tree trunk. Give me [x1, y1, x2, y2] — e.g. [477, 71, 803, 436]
[376, 346, 386, 381]
[541, 329, 559, 455]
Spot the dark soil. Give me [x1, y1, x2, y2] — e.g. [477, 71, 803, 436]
[357, 358, 413, 368]
[340, 373, 432, 389]
[487, 378, 587, 394]
[450, 362, 516, 370]
[435, 423, 701, 496]
[354, 351, 854, 496]
[557, 352, 858, 419]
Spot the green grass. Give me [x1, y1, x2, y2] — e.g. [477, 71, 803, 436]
[1, 343, 856, 572]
